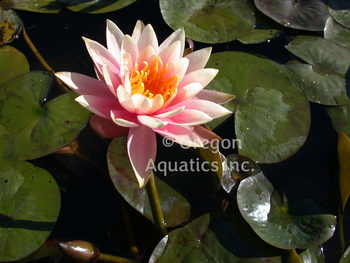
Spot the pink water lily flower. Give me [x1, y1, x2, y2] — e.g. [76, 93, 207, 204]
[56, 20, 233, 187]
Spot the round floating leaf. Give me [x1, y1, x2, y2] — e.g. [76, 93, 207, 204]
[63, 0, 136, 14]
[286, 36, 350, 105]
[298, 246, 325, 263]
[160, 0, 256, 43]
[0, 71, 91, 160]
[6, 0, 63, 13]
[150, 212, 283, 263]
[340, 245, 350, 263]
[324, 17, 350, 50]
[325, 104, 350, 137]
[0, 125, 17, 161]
[0, 46, 29, 87]
[0, 8, 22, 46]
[0, 160, 60, 262]
[107, 136, 191, 227]
[338, 132, 350, 213]
[206, 51, 310, 163]
[237, 172, 336, 249]
[238, 29, 282, 44]
[328, 0, 350, 29]
[254, 0, 329, 31]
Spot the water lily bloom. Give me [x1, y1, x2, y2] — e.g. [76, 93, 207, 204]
[56, 20, 233, 187]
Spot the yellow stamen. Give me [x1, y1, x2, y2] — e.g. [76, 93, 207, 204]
[130, 56, 179, 103]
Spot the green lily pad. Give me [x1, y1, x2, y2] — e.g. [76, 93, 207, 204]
[206, 51, 310, 163]
[0, 8, 22, 46]
[237, 172, 336, 249]
[3, 0, 63, 13]
[327, 0, 350, 29]
[285, 36, 350, 105]
[0, 160, 60, 262]
[324, 17, 350, 50]
[160, 0, 256, 44]
[149, 212, 284, 263]
[0, 46, 29, 87]
[254, 0, 329, 31]
[107, 136, 191, 228]
[0, 71, 91, 160]
[238, 29, 282, 44]
[340, 245, 350, 263]
[63, 0, 136, 13]
[298, 247, 325, 263]
[0, 125, 17, 161]
[325, 104, 350, 137]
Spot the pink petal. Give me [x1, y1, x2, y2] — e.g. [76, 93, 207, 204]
[55, 72, 112, 98]
[195, 89, 235, 105]
[75, 95, 121, 119]
[158, 41, 182, 66]
[159, 27, 185, 57]
[185, 47, 212, 74]
[131, 94, 152, 115]
[137, 46, 156, 66]
[90, 115, 129, 138]
[177, 99, 232, 118]
[102, 62, 121, 97]
[166, 109, 212, 125]
[137, 24, 158, 55]
[155, 124, 203, 148]
[111, 110, 139, 127]
[121, 35, 139, 67]
[117, 85, 135, 113]
[153, 106, 185, 118]
[83, 37, 120, 77]
[138, 115, 168, 129]
[131, 20, 145, 43]
[127, 126, 157, 188]
[178, 68, 218, 90]
[165, 57, 189, 81]
[193, 125, 222, 142]
[106, 19, 124, 61]
[120, 52, 133, 80]
[149, 94, 164, 114]
[168, 82, 203, 107]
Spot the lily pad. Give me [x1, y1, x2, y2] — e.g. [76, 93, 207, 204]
[62, 0, 137, 14]
[285, 36, 350, 105]
[0, 46, 29, 87]
[340, 245, 350, 263]
[0, 125, 17, 161]
[254, 0, 329, 31]
[0, 71, 91, 160]
[149, 212, 284, 263]
[160, 0, 256, 44]
[325, 104, 350, 137]
[238, 29, 282, 44]
[324, 17, 350, 50]
[327, 0, 350, 29]
[0, 8, 22, 46]
[298, 246, 325, 263]
[337, 131, 350, 213]
[0, 160, 60, 262]
[237, 172, 336, 249]
[206, 51, 310, 163]
[4, 0, 63, 13]
[107, 136, 191, 228]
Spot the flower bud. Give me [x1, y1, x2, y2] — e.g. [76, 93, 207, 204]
[58, 241, 100, 263]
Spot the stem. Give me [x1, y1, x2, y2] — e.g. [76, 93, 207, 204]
[99, 253, 139, 263]
[146, 171, 167, 236]
[22, 27, 70, 92]
[338, 205, 345, 257]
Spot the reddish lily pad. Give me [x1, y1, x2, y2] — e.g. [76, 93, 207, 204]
[254, 0, 329, 31]
[0, 46, 29, 87]
[324, 17, 350, 50]
[0, 8, 22, 46]
[107, 136, 191, 228]
[0, 160, 60, 262]
[206, 51, 310, 163]
[285, 36, 350, 105]
[237, 172, 336, 249]
[160, 0, 256, 44]
[327, 0, 350, 29]
[0, 71, 91, 160]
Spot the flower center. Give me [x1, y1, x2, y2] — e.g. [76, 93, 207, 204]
[129, 56, 179, 103]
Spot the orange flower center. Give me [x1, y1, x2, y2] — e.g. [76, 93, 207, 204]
[129, 56, 179, 103]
